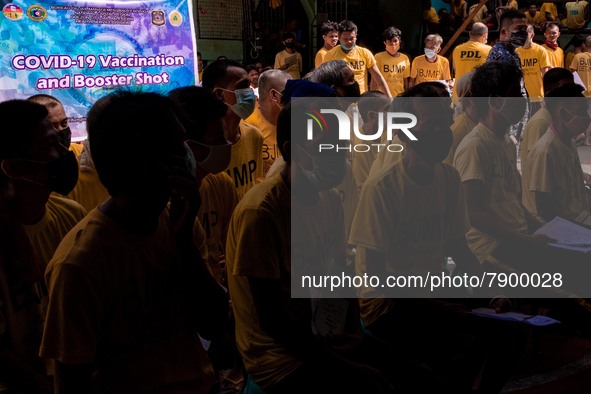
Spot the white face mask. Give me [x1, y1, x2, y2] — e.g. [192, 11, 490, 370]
[189, 140, 232, 174]
[424, 48, 437, 59]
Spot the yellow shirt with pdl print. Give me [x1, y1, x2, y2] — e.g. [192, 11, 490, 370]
[226, 174, 344, 388]
[570, 52, 591, 96]
[349, 160, 468, 326]
[452, 40, 491, 97]
[565, 1, 589, 29]
[315, 47, 329, 68]
[540, 3, 558, 20]
[520, 106, 552, 167]
[453, 122, 528, 263]
[410, 55, 451, 84]
[226, 122, 263, 200]
[444, 111, 477, 166]
[542, 44, 564, 68]
[245, 108, 280, 180]
[374, 51, 411, 97]
[324, 45, 377, 94]
[40, 208, 215, 393]
[522, 129, 590, 220]
[198, 172, 239, 283]
[516, 43, 551, 101]
[274, 50, 302, 80]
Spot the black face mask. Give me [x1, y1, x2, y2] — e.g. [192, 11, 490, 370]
[46, 150, 79, 195]
[58, 126, 71, 148]
[285, 42, 295, 49]
[509, 30, 528, 47]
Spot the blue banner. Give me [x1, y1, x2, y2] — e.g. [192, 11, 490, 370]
[0, 0, 198, 140]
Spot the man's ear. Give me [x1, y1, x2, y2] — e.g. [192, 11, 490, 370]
[1, 159, 21, 178]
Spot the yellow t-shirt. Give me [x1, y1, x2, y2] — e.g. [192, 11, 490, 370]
[444, 112, 477, 166]
[423, 7, 440, 24]
[69, 142, 84, 157]
[410, 55, 451, 84]
[226, 174, 344, 388]
[522, 129, 590, 220]
[367, 134, 405, 180]
[526, 11, 545, 25]
[349, 160, 468, 326]
[335, 160, 359, 240]
[198, 172, 239, 283]
[516, 43, 552, 101]
[23, 195, 87, 273]
[508, 0, 518, 9]
[226, 122, 264, 200]
[374, 51, 411, 97]
[469, 4, 488, 23]
[453, 122, 528, 263]
[540, 3, 558, 20]
[570, 52, 591, 96]
[565, 1, 589, 29]
[541, 44, 564, 68]
[452, 40, 491, 98]
[315, 47, 329, 68]
[245, 108, 280, 180]
[66, 169, 110, 212]
[566, 52, 577, 71]
[520, 106, 552, 167]
[274, 50, 302, 80]
[323, 45, 377, 94]
[451, 0, 466, 18]
[40, 208, 215, 393]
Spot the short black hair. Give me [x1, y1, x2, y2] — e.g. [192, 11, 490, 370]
[545, 83, 585, 114]
[87, 90, 185, 196]
[168, 86, 227, 142]
[572, 34, 587, 49]
[321, 21, 339, 36]
[338, 20, 357, 34]
[544, 22, 560, 32]
[358, 90, 388, 122]
[543, 67, 574, 95]
[282, 32, 296, 41]
[499, 9, 526, 30]
[470, 62, 523, 117]
[201, 59, 244, 90]
[0, 100, 48, 163]
[245, 64, 258, 73]
[382, 26, 402, 42]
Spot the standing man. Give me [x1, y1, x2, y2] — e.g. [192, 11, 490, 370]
[274, 33, 302, 80]
[542, 23, 564, 68]
[315, 21, 339, 68]
[202, 59, 263, 200]
[569, 35, 591, 97]
[372, 26, 411, 97]
[323, 20, 392, 97]
[410, 34, 452, 88]
[452, 22, 491, 99]
[516, 24, 552, 105]
[245, 69, 291, 179]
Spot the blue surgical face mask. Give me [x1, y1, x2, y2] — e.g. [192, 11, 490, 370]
[340, 43, 356, 51]
[424, 48, 436, 59]
[227, 88, 256, 119]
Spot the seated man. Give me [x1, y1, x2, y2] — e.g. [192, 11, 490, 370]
[522, 83, 591, 222]
[40, 91, 228, 393]
[226, 93, 392, 393]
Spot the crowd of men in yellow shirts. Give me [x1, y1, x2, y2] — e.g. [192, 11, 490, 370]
[2, 4, 591, 394]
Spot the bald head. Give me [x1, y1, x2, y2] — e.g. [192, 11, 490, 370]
[258, 69, 291, 102]
[470, 22, 488, 41]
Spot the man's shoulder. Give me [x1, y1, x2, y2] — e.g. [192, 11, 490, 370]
[240, 121, 264, 140]
[47, 195, 87, 222]
[235, 175, 288, 214]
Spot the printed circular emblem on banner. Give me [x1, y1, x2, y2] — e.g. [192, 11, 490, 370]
[169, 10, 182, 26]
[3, 3, 24, 21]
[27, 4, 47, 22]
[151, 10, 165, 26]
